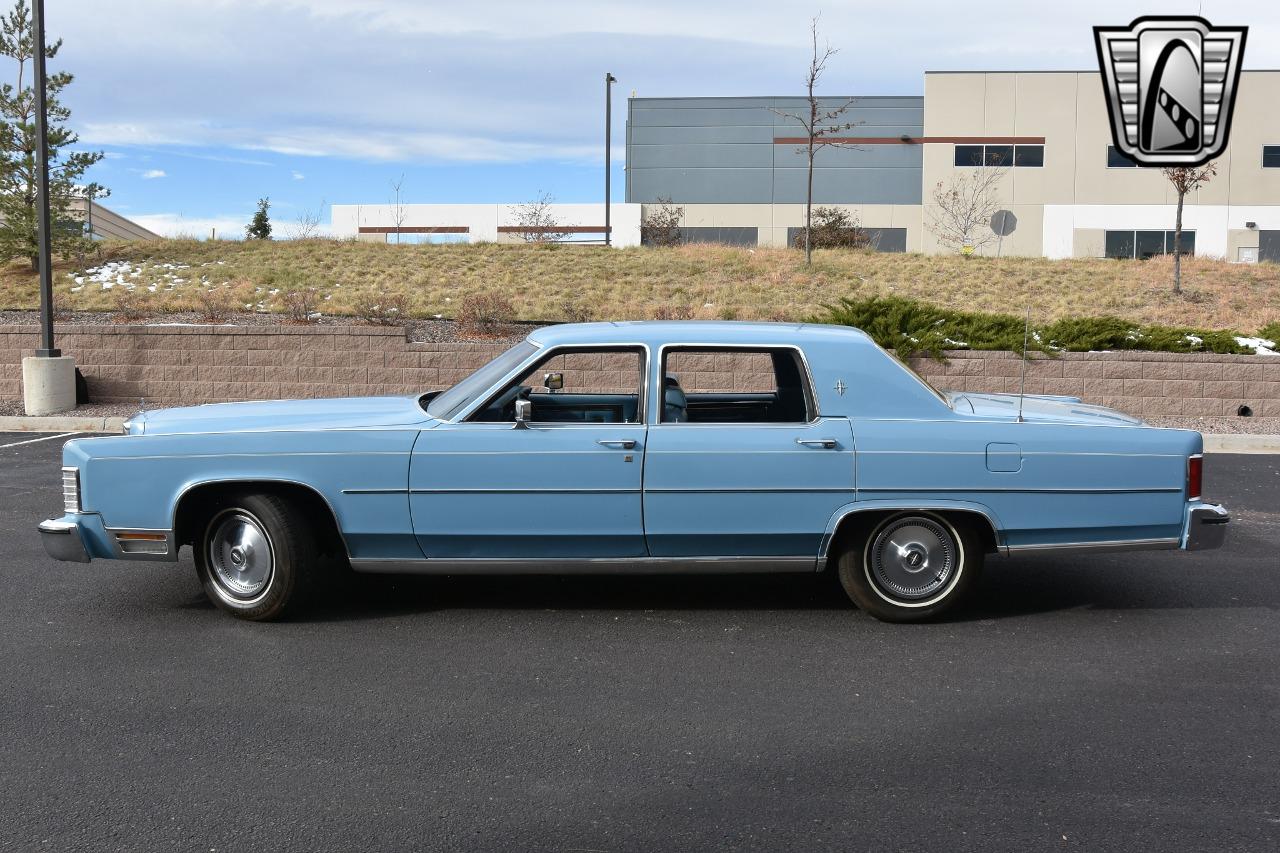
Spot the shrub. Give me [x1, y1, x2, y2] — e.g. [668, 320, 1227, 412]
[794, 207, 876, 250]
[193, 288, 237, 323]
[279, 287, 321, 323]
[1256, 322, 1280, 345]
[641, 197, 684, 247]
[353, 292, 410, 326]
[457, 291, 515, 337]
[814, 296, 1253, 357]
[112, 287, 148, 322]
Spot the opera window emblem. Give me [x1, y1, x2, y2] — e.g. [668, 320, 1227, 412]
[1094, 16, 1247, 167]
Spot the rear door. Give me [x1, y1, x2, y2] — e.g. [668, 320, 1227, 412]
[642, 346, 855, 559]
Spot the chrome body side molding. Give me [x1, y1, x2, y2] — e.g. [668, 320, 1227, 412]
[350, 556, 817, 575]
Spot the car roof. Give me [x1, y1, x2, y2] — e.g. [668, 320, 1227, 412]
[526, 320, 875, 349]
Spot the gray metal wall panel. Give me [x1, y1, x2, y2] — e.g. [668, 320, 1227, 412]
[773, 168, 923, 204]
[773, 143, 924, 168]
[630, 125, 778, 144]
[628, 169, 775, 204]
[630, 107, 774, 127]
[625, 95, 926, 204]
[629, 143, 775, 169]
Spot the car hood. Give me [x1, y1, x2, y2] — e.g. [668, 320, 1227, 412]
[947, 391, 1145, 426]
[124, 395, 435, 435]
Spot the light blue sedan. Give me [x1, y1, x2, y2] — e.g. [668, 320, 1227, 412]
[38, 321, 1229, 622]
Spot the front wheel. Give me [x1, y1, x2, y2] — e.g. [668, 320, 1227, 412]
[194, 493, 316, 621]
[836, 512, 982, 622]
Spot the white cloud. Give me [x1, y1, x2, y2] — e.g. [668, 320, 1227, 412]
[129, 212, 248, 239]
[291, 170, 305, 180]
[139, 169, 166, 179]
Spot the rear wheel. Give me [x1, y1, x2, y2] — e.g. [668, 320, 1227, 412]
[836, 512, 982, 622]
[194, 493, 315, 621]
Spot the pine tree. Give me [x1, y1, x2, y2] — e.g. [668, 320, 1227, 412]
[0, 0, 104, 269]
[246, 197, 271, 240]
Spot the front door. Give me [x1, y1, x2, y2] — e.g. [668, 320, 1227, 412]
[409, 346, 648, 559]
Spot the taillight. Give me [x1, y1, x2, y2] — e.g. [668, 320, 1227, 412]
[1187, 455, 1203, 501]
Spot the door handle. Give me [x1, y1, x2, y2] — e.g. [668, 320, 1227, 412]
[796, 438, 838, 449]
[597, 439, 637, 449]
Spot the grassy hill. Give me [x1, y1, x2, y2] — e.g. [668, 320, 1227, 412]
[1, 239, 1277, 333]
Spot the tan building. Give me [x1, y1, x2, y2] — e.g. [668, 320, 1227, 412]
[625, 70, 1280, 261]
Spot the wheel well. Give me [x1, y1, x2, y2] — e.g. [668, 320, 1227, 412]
[174, 481, 347, 557]
[826, 508, 1000, 566]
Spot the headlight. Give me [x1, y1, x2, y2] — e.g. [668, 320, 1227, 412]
[62, 467, 81, 513]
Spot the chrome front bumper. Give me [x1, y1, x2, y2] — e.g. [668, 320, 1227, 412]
[38, 518, 91, 563]
[1184, 503, 1229, 551]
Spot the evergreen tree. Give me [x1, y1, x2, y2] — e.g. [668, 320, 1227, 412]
[246, 197, 271, 240]
[0, 0, 103, 269]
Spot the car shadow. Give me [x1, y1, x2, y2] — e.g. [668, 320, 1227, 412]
[290, 541, 1280, 625]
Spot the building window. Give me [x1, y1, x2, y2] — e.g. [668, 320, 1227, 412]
[1104, 230, 1195, 259]
[1107, 145, 1139, 167]
[640, 226, 758, 247]
[953, 144, 1042, 168]
[1263, 145, 1280, 168]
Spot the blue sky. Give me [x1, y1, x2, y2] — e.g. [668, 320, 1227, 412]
[39, 0, 1280, 237]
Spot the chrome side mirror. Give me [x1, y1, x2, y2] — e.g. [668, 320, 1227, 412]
[514, 397, 532, 428]
[543, 371, 564, 392]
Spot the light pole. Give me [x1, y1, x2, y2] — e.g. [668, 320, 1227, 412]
[22, 0, 77, 415]
[32, 0, 56, 357]
[604, 72, 615, 247]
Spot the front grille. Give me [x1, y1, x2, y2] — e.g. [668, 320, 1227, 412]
[62, 467, 81, 513]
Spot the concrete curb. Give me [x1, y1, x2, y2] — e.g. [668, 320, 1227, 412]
[1202, 434, 1280, 454]
[2, 415, 1279, 453]
[0, 415, 125, 433]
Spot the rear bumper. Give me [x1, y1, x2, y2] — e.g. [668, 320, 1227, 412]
[1183, 503, 1229, 551]
[38, 518, 91, 563]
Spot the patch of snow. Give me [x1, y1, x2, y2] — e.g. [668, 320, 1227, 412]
[1184, 334, 1204, 346]
[1235, 336, 1278, 356]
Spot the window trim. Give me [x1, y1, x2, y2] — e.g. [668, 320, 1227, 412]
[654, 343, 821, 427]
[458, 342, 651, 426]
[1103, 229, 1197, 259]
[953, 143, 1043, 169]
[1106, 145, 1141, 168]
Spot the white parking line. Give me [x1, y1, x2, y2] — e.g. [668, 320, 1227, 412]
[0, 432, 78, 449]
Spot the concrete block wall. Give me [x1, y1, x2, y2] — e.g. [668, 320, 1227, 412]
[2, 325, 1278, 418]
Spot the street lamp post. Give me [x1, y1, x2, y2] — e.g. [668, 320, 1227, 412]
[604, 72, 615, 247]
[22, 0, 77, 415]
[32, 0, 56, 357]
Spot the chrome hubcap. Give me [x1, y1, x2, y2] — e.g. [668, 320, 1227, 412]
[868, 516, 957, 601]
[207, 511, 273, 601]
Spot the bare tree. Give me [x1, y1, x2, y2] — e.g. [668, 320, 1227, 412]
[641, 196, 684, 247]
[389, 174, 408, 244]
[1161, 162, 1217, 294]
[926, 161, 1009, 254]
[770, 16, 862, 265]
[509, 191, 568, 243]
[287, 198, 326, 240]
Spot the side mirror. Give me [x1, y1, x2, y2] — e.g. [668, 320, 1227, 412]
[514, 397, 532, 428]
[543, 371, 564, 392]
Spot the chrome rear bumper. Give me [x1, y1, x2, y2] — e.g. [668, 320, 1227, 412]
[1184, 503, 1229, 551]
[38, 518, 91, 563]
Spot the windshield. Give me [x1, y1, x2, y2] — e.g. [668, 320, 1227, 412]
[425, 340, 539, 421]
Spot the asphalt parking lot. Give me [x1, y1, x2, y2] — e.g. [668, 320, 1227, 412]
[2, 432, 1278, 852]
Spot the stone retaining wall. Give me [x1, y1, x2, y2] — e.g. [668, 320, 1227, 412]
[2, 324, 1277, 418]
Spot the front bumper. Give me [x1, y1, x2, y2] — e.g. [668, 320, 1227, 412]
[1183, 502, 1229, 551]
[38, 518, 91, 563]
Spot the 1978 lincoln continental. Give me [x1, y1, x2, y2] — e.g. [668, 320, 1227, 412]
[38, 321, 1229, 622]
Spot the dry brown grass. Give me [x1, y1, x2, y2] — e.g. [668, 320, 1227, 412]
[2, 238, 1277, 333]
